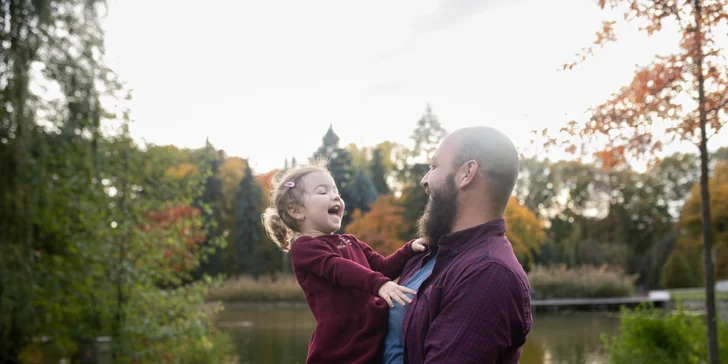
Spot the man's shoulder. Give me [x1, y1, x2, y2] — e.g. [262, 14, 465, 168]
[448, 242, 530, 293]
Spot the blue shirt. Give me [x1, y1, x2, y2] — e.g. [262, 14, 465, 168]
[382, 256, 436, 364]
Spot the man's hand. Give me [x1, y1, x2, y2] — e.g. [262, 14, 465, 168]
[378, 281, 416, 308]
[412, 238, 427, 252]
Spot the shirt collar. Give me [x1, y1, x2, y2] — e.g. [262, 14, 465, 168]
[436, 218, 507, 251]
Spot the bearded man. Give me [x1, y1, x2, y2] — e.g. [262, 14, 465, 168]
[381, 126, 532, 364]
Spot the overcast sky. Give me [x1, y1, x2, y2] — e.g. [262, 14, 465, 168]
[102, 0, 728, 173]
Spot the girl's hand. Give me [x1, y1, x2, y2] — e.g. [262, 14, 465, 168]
[378, 281, 416, 308]
[412, 238, 427, 252]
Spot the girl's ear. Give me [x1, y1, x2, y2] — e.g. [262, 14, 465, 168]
[288, 205, 305, 221]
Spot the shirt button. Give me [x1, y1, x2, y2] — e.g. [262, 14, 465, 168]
[452, 249, 458, 255]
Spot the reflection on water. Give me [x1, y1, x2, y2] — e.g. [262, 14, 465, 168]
[215, 304, 620, 364]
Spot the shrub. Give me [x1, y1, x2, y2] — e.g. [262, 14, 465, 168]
[603, 304, 728, 364]
[206, 275, 305, 302]
[528, 265, 636, 299]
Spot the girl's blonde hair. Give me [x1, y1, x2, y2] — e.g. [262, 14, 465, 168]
[262, 158, 330, 252]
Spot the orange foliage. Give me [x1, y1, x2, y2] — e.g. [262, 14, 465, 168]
[256, 170, 278, 203]
[504, 197, 546, 268]
[345, 195, 411, 255]
[164, 163, 198, 180]
[144, 205, 205, 272]
[219, 157, 248, 202]
[548, 1, 727, 168]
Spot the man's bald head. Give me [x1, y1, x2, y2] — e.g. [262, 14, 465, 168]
[449, 126, 519, 213]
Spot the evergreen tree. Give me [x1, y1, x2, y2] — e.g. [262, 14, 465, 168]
[347, 170, 379, 215]
[411, 104, 447, 162]
[192, 140, 226, 278]
[370, 146, 390, 195]
[312, 125, 358, 228]
[234, 162, 266, 279]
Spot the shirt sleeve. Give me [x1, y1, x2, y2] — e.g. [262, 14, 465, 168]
[423, 262, 531, 363]
[290, 238, 391, 296]
[350, 235, 417, 280]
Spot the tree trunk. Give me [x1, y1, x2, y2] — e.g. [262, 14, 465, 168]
[693, 1, 720, 363]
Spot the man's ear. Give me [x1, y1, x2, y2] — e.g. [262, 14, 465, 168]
[288, 205, 305, 221]
[457, 160, 479, 189]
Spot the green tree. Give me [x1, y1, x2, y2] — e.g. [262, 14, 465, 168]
[312, 125, 359, 227]
[515, 157, 560, 218]
[554, 1, 728, 358]
[370, 146, 390, 195]
[0, 0, 232, 361]
[234, 162, 266, 279]
[192, 141, 226, 278]
[410, 104, 447, 163]
[346, 170, 378, 216]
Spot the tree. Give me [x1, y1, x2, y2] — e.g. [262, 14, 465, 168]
[234, 162, 266, 279]
[1, 0, 110, 358]
[552, 1, 728, 359]
[410, 104, 447, 163]
[345, 170, 378, 215]
[346, 143, 371, 172]
[504, 197, 546, 270]
[370, 146, 390, 195]
[666, 162, 728, 286]
[312, 125, 359, 227]
[192, 141, 226, 278]
[515, 157, 560, 218]
[0, 0, 230, 361]
[397, 163, 430, 239]
[346, 195, 411, 255]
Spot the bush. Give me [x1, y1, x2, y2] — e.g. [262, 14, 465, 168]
[528, 265, 636, 299]
[603, 304, 728, 364]
[661, 245, 703, 289]
[206, 275, 305, 302]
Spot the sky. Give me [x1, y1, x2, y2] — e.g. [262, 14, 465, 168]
[101, 0, 728, 173]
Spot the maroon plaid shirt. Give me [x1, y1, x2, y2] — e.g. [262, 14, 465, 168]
[401, 219, 532, 364]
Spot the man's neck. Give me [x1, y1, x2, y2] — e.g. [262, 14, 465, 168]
[450, 204, 501, 234]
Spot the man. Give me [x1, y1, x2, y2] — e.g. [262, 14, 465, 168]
[381, 126, 532, 364]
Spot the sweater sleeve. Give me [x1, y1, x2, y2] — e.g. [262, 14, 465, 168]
[349, 235, 418, 280]
[290, 238, 390, 296]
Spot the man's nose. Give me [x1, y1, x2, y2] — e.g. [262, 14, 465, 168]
[421, 172, 429, 190]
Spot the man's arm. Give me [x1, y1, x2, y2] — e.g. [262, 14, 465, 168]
[290, 239, 390, 296]
[423, 262, 531, 363]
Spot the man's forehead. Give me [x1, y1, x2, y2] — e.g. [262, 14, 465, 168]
[432, 135, 457, 162]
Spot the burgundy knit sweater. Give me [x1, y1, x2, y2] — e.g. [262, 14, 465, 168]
[290, 234, 416, 364]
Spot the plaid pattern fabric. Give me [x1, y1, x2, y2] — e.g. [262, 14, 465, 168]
[402, 219, 532, 364]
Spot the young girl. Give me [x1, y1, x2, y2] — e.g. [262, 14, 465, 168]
[262, 160, 426, 364]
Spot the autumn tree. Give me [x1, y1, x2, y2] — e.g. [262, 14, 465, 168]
[345, 195, 411, 255]
[551, 1, 728, 360]
[664, 161, 728, 287]
[504, 197, 546, 270]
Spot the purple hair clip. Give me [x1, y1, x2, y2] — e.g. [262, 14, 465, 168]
[283, 181, 295, 188]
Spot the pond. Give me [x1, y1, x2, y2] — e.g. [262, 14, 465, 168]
[215, 304, 621, 364]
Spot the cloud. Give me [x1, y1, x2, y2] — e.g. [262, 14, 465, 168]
[372, 0, 524, 63]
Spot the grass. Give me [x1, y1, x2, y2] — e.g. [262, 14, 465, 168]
[669, 289, 728, 302]
[206, 275, 305, 302]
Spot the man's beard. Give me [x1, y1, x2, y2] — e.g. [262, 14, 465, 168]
[417, 172, 458, 247]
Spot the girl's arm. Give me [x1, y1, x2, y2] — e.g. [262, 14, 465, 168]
[290, 238, 390, 296]
[349, 235, 419, 280]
